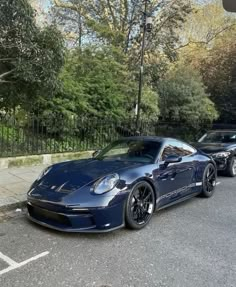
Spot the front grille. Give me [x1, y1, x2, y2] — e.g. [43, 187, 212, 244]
[37, 181, 80, 193]
[28, 204, 71, 227]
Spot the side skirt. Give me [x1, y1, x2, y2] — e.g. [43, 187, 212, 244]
[156, 192, 200, 211]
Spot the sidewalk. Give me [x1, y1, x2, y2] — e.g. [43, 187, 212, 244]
[0, 165, 46, 211]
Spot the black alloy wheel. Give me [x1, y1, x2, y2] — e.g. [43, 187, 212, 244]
[125, 181, 155, 230]
[201, 163, 217, 198]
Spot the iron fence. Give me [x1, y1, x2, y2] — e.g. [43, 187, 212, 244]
[0, 111, 212, 157]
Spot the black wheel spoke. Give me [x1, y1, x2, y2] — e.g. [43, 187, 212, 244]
[132, 206, 139, 220]
[207, 170, 215, 180]
[139, 186, 147, 199]
[133, 194, 139, 202]
[137, 207, 143, 222]
[143, 191, 152, 202]
[206, 181, 213, 191]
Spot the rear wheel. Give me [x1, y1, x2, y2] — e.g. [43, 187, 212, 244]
[125, 182, 155, 230]
[200, 163, 217, 198]
[226, 157, 236, 177]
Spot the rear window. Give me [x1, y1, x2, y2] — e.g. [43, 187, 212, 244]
[199, 131, 236, 143]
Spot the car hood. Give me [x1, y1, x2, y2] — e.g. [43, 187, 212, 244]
[193, 142, 233, 154]
[28, 159, 144, 203]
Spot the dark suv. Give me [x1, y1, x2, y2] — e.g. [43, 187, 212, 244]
[194, 130, 236, 177]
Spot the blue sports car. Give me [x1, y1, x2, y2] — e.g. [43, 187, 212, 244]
[27, 137, 217, 232]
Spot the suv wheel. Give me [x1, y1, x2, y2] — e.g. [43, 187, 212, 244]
[226, 157, 236, 177]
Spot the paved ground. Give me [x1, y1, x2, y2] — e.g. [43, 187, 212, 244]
[0, 165, 46, 209]
[0, 176, 235, 287]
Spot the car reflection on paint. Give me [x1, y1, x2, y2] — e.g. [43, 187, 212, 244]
[27, 136, 217, 233]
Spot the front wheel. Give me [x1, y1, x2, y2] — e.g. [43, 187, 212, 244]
[226, 157, 236, 177]
[200, 163, 217, 198]
[125, 181, 155, 230]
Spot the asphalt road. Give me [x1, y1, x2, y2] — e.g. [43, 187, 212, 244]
[0, 177, 235, 287]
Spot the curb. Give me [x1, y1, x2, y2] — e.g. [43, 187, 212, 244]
[0, 150, 94, 213]
[0, 200, 27, 213]
[0, 150, 94, 170]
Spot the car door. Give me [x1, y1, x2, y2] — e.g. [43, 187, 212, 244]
[156, 140, 195, 207]
[172, 141, 196, 198]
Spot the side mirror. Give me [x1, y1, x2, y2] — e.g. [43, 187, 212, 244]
[164, 155, 182, 165]
[92, 150, 101, 158]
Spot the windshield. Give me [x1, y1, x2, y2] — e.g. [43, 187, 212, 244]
[96, 140, 162, 163]
[199, 131, 236, 143]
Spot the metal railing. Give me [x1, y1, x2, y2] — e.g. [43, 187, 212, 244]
[0, 111, 211, 157]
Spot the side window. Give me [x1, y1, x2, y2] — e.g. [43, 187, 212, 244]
[161, 141, 195, 161]
[181, 143, 196, 156]
[161, 144, 178, 161]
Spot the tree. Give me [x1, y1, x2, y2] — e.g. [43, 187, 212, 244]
[157, 64, 218, 124]
[52, 46, 159, 121]
[200, 28, 236, 122]
[0, 0, 64, 110]
[58, 46, 136, 119]
[176, 0, 236, 50]
[175, 0, 236, 122]
[52, 1, 191, 58]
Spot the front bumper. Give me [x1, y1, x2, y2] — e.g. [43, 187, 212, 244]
[27, 199, 126, 233]
[212, 157, 229, 171]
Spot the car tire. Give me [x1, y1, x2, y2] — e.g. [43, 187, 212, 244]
[226, 157, 236, 177]
[200, 163, 217, 198]
[125, 181, 155, 230]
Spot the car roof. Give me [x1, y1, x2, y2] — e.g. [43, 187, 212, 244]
[207, 130, 236, 133]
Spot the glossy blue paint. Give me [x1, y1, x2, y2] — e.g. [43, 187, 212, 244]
[27, 136, 214, 232]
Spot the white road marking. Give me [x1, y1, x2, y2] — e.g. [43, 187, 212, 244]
[0, 252, 17, 266]
[216, 182, 221, 186]
[0, 251, 49, 276]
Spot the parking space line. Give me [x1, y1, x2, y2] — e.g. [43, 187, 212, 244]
[0, 251, 49, 276]
[0, 252, 17, 266]
[216, 182, 221, 186]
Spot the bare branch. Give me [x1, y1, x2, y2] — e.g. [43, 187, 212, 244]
[0, 58, 16, 62]
[53, 0, 78, 11]
[106, 0, 118, 30]
[124, 2, 138, 53]
[0, 69, 15, 79]
[175, 23, 236, 50]
[0, 80, 12, 84]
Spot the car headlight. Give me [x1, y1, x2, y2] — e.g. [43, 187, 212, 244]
[212, 152, 231, 158]
[93, 174, 119, 195]
[37, 166, 52, 181]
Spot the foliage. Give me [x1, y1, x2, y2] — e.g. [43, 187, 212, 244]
[157, 64, 219, 124]
[0, 0, 65, 110]
[140, 86, 159, 121]
[1, 0, 235, 137]
[51, 0, 192, 81]
[199, 28, 236, 122]
[57, 46, 137, 120]
[178, 0, 236, 48]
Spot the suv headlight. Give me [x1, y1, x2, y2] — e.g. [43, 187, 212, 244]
[37, 166, 52, 181]
[93, 174, 119, 195]
[212, 152, 231, 158]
